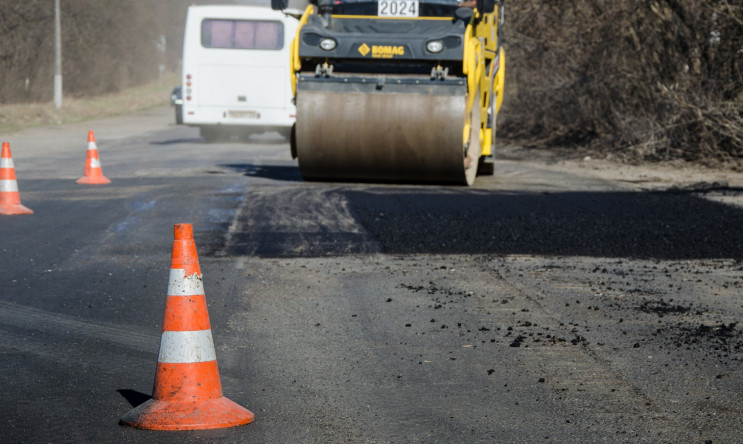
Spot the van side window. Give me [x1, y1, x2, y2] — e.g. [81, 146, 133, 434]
[201, 19, 284, 50]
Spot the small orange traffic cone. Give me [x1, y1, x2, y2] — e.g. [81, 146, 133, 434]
[119, 223, 254, 430]
[76, 130, 110, 184]
[0, 142, 33, 215]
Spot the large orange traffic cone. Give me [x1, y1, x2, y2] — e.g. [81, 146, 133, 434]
[119, 223, 254, 430]
[0, 142, 33, 215]
[76, 130, 110, 184]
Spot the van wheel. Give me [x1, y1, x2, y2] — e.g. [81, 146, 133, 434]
[201, 127, 222, 143]
[175, 105, 183, 125]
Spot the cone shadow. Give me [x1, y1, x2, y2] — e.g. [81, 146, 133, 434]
[117, 389, 151, 408]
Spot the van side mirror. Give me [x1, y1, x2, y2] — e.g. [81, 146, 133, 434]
[271, 0, 289, 10]
[476, 0, 496, 14]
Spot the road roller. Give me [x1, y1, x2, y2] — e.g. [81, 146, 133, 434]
[272, 0, 505, 185]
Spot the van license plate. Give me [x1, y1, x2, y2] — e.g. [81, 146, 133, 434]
[228, 110, 260, 119]
[378, 0, 418, 17]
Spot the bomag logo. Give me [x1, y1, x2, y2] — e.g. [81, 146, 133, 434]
[371, 45, 405, 59]
[357, 43, 404, 58]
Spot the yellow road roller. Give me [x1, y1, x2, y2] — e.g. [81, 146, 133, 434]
[272, 0, 505, 185]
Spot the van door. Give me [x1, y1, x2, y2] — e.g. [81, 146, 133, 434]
[198, 19, 287, 109]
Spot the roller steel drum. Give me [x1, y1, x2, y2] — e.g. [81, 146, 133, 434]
[295, 77, 480, 185]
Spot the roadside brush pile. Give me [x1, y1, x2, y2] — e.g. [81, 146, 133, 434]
[501, 1, 743, 167]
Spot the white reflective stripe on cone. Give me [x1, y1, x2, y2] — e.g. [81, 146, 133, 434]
[87, 142, 97, 150]
[0, 180, 19, 192]
[89, 159, 101, 168]
[0, 158, 14, 168]
[167, 268, 205, 296]
[158, 329, 217, 363]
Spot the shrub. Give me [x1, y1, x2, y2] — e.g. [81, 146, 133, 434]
[500, 0, 743, 165]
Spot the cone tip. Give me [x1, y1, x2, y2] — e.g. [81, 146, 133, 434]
[174, 224, 193, 240]
[88, 130, 95, 142]
[1, 142, 8, 156]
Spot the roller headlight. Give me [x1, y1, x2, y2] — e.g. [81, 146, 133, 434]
[426, 40, 444, 53]
[319, 38, 337, 51]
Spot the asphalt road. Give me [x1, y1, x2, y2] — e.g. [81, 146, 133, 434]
[1, 107, 742, 443]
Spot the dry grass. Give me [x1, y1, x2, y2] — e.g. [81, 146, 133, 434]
[499, 0, 743, 169]
[0, 1, 192, 103]
[0, 74, 177, 134]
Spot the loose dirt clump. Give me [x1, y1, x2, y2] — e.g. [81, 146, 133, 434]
[636, 299, 696, 317]
[661, 322, 743, 361]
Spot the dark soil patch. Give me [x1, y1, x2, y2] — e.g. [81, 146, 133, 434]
[636, 299, 700, 317]
[662, 322, 743, 361]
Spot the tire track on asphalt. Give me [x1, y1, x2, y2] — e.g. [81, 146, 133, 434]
[0, 300, 159, 353]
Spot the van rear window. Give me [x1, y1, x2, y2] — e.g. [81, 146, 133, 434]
[201, 19, 284, 50]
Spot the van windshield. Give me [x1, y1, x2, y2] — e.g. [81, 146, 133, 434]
[201, 19, 284, 50]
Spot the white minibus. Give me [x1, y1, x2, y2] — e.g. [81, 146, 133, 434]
[181, 5, 298, 142]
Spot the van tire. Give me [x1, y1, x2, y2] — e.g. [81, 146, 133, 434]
[201, 127, 221, 143]
[175, 105, 183, 125]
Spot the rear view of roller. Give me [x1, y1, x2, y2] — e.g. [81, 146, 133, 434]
[272, 0, 506, 185]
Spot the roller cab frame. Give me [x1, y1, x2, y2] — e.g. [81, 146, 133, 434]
[273, 0, 505, 185]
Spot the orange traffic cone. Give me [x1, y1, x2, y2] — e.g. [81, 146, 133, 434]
[119, 223, 254, 430]
[76, 131, 110, 184]
[0, 142, 33, 215]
